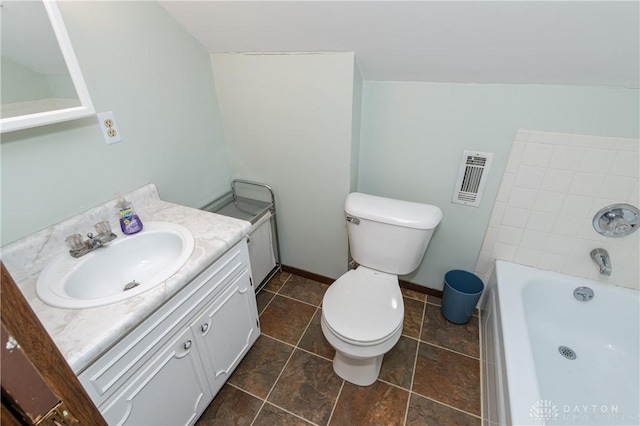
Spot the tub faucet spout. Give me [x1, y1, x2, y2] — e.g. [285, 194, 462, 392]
[590, 248, 611, 276]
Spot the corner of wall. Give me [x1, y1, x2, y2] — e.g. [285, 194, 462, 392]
[350, 55, 363, 193]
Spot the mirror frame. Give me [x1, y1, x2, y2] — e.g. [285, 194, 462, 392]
[1, 0, 95, 133]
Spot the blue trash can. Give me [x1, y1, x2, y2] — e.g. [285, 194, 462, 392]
[441, 270, 484, 324]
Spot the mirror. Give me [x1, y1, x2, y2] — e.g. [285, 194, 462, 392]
[1, 0, 95, 133]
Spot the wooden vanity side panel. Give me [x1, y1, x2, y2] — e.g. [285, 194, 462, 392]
[1, 323, 59, 424]
[1, 262, 107, 425]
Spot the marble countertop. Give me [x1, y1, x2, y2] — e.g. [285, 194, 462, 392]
[1, 184, 251, 373]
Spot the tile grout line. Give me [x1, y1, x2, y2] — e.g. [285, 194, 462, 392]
[249, 273, 304, 426]
[425, 297, 441, 308]
[296, 346, 333, 363]
[224, 383, 263, 426]
[403, 298, 426, 425]
[420, 339, 481, 361]
[413, 337, 482, 415]
[248, 391, 266, 425]
[412, 297, 482, 420]
[294, 300, 341, 426]
[276, 292, 324, 309]
[418, 394, 483, 420]
[273, 272, 330, 309]
[326, 380, 346, 426]
[262, 401, 323, 426]
[376, 377, 411, 393]
[402, 291, 427, 304]
[226, 381, 265, 402]
[259, 333, 297, 351]
[253, 303, 322, 425]
[251, 341, 298, 425]
[426, 300, 480, 318]
[292, 304, 334, 425]
[246, 369, 482, 426]
[256, 290, 276, 316]
[255, 272, 292, 316]
[411, 299, 480, 360]
[248, 272, 293, 426]
[295, 305, 321, 347]
[273, 272, 293, 295]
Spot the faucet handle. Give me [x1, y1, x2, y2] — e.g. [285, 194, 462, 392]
[94, 221, 112, 236]
[65, 234, 86, 251]
[93, 221, 117, 244]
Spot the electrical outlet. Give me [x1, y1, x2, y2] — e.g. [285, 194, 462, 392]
[97, 111, 122, 144]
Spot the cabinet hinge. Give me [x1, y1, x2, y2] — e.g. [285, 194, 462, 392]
[250, 277, 253, 287]
[36, 402, 79, 426]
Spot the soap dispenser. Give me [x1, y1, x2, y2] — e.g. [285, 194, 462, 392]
[116, 195, 143, 235]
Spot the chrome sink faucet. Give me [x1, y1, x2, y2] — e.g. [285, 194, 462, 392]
[590, 248, 612, 276]
[65, 221, 117, 258]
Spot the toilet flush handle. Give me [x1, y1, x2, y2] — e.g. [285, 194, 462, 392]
[346, 216, 360, 225]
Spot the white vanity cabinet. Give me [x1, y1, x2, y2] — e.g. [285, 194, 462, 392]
[100, 327, 212, 425]
[190, 267, 258, 397]
[79, 240, 260, 426]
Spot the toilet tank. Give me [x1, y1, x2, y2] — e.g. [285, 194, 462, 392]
[345, 193, 443, 275]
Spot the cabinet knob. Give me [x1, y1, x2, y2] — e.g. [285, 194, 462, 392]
[200, 323, 209, 333]
[183, 340, 192, 350]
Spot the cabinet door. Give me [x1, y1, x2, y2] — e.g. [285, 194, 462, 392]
[191, 269, 260, 396]
[101, 327, 211, 426]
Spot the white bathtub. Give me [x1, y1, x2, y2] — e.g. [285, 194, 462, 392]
[482, 261, 639, 426]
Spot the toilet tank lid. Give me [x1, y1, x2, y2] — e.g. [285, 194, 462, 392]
[345, 193, 443, 230]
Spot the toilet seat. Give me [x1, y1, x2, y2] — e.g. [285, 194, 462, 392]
[322, 316, 402, 347]
[322, 267, 404, 345]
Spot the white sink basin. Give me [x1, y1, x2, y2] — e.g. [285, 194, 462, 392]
[37, 222, 195, 309]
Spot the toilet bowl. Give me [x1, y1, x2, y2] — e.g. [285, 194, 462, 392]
[321, 192, 442, 386]
[321, 267, 403, 386]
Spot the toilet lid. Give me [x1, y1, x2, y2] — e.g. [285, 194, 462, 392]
[322, 268, 404, 343]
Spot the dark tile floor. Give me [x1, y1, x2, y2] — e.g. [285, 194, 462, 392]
[196, 272, 481, 426]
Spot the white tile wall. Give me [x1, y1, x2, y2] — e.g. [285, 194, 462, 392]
[475, 130, 640, 290]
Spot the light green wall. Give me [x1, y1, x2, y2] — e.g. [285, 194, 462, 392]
[359, 82, 640, 289]
[1, 56, 53, 103]
[350, 62, 363, 193]
[211, 52, 358, 279]
[1, 1, 230, 245]
[45, 74, 77, 99]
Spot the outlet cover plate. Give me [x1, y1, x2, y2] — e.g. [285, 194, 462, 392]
[97, 111, 122, 145]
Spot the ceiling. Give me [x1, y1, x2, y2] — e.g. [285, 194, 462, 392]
[160, 1, 640, 88]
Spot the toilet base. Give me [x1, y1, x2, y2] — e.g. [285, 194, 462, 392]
[332, 351, 384, 386]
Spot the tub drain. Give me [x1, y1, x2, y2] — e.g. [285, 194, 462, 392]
[558, 346, 577, 360]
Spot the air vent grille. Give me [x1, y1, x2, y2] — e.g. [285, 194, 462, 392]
[452, 150, 493, 207]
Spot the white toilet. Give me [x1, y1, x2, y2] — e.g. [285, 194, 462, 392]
[321, 192, 442, 386]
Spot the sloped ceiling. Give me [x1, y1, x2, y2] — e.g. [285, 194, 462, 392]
[160, 1, 639, 88]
